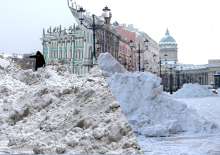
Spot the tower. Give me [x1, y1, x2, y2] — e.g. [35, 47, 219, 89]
[159, 28, 178, 61]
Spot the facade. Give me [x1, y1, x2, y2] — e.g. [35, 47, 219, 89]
[158, 29, 220, 90]
[159, 29, 178, 61]
[40, 25, 93, 75]
[67, 1, 120, 62]
[118, 37, 136, 72]
[113, 23, 160, 72]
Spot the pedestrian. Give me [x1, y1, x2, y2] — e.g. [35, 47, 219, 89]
[28, 51, 46, 71]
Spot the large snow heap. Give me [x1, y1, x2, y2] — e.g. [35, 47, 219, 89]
[0, 56, 143, 154]
[172, 83, 217, 98]
[98, 52, 219, 137]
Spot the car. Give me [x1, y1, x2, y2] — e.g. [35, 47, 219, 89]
[204, 85, 217, 94]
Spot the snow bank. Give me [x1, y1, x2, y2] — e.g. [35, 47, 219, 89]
[217, 88, 220, 96]
[0, 57, 143, 154]
[172, 83, 217, 98]
[98, 52, 219, 137]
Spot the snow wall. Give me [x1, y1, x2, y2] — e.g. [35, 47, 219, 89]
[0, 56, 143, 154]
[172, 83, 217, 98]
[98, 52, 219, 137]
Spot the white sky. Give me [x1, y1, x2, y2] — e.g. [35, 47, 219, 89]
[0, 0, 219, 65]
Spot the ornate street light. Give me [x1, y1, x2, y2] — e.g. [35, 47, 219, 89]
[118, 55, 122, 62]
[164, 53, 168, 61]
[96, 40, 100, 50]
[77, 6, 110, 66]
[164, 61, 177, 94]
[129, 55, 132, 62]
[129, 40, 134, 48]
[153, 54, 162, 78]
[141, 60, 148, 72]
[129, 38, 149, 71]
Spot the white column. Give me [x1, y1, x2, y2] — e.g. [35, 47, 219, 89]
[48, 42, 51, 59]
[83, 41, 86, 74]
[72, 40, 74, 59]
[67, 40, 70, 59]
[58, 41, 60, 59]
[62, 41, 65, 59]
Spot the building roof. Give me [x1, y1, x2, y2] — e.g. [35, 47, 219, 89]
[159, 29, 177, 44]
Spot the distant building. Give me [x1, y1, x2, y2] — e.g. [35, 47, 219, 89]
[158, 29, 220, 90]
[40, 25, 91, 75]
[67, 0, 120, 62]
[159, 28, 178, 61]
[112, 23, 160, 73]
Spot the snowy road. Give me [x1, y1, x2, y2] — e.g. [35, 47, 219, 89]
[138, 96, 220, 155]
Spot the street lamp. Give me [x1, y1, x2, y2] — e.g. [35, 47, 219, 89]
[165, 61, 177, 94]
[77, 6, 110, 66]
[96, 40, 100, 50]
[153, 54, 162, 78]
[118, 55, 128, 69]
[141, 60, 148, 72]
[129, 38, 149, 71]
[128, 55, 133, 71]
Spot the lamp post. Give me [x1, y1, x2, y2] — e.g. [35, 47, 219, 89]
[77, 6, 110, 66]
[153, 54, 162, 78]
[128, 55, 133, 71]
[141, 60, 148, 72]
[129, 39, 149, 71]
[165, 61, 177, 94]
[119, 55, 129, 69]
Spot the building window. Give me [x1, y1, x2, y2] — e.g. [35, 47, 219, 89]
[70, 51, 72, 59]
[78, 51, 80, 60]
[91, 34, 93, 43]
[75, 50, 77, 60]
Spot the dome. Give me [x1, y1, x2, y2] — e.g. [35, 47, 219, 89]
[159, 29, 176, 44]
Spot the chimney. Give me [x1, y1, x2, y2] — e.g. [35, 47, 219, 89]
[128, 24, 133, 28]
[122, 23, 126, 28]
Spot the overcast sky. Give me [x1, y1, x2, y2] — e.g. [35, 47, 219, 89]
[1, 0, 220, 65]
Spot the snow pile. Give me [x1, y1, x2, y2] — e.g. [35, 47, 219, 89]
[172, 83, 217, 98]
[98, 53, 219, 137]
[0, 56, 143, 154]
[217, 88, 220, 96]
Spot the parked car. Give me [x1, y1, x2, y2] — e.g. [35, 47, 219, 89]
[204, 85, 217, 94]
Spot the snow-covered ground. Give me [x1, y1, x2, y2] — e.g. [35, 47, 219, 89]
[172, 83, 217, 98]
[98, 52, 220, 155]
[0, 55, 143, 154]
[138, 96, 220, 155]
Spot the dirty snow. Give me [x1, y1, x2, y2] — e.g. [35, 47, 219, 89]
[0, 56, 143, 154]
[172, 83, 217, 98]
[98, 53, 219, 137]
